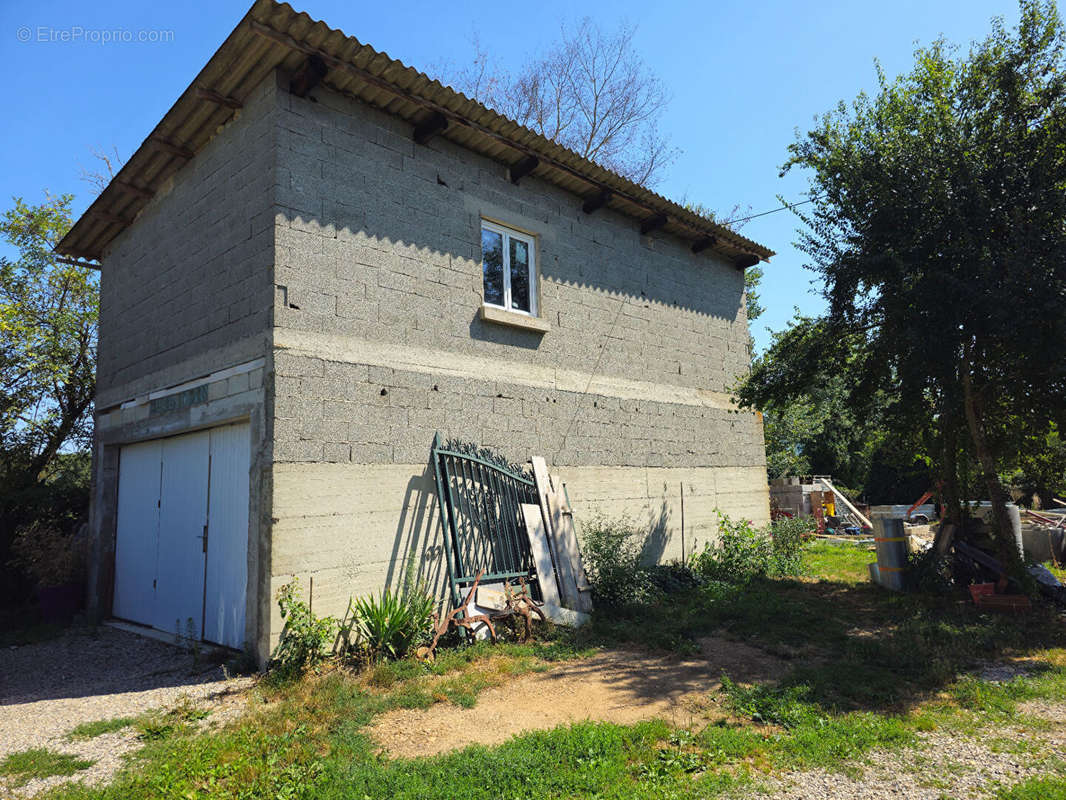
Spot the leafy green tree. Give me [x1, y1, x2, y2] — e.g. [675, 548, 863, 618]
[749, 314, 889, 491]
[0, 194, 97, 489]
[741, 1, 1066, 570]
[744, 266, 764, 323]
[1008, 426, 1066, 506]
[0, 194, 97, 605]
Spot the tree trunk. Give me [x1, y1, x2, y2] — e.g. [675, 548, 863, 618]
[940, 420, 963, 528]
[934, 420, 963, 554]
[961, 363, 1020, 573]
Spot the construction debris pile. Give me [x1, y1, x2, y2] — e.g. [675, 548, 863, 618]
[430, 436, 593, 647]
[772, 476, 1066, 610]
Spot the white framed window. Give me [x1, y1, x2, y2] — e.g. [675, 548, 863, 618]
[481, 220, 537, 316]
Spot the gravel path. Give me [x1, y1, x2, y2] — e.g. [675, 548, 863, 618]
[765, 688, 1066, 799]
[0, 626, 253, 796]
[766, 729, 1051, 799]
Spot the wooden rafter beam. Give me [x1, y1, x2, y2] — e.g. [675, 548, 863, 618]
[246, 19, 765, 261]
[509, 155, 539, 184]
[55, 256, 102, 271]
[582, 189, 611, 214]
[640, 213, 668, 235]
[734, 253, 760, 270]
[413, 110, 448, 145]
[88, 209, 133, 226]
[115, 181, 154, 200]
[691, 236, 716, 254]
[195, 86, 242, 109]
[149, 135, 194, 160]
[289, 54, 328, 97]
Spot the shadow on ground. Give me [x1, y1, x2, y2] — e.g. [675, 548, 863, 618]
[583, 573, 1066, 716]
[0, 625, 230, 705]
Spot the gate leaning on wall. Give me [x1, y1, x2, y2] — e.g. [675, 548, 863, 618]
[430, 432, 541, 609]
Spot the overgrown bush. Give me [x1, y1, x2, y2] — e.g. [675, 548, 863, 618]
[768, 515, 812, 576]
[346, 589, 435, 663]
[7, 522, 87, 589]
[690, 512, 807, 583]
[269, 581, 337, 677]
[644, 562, 702, 594]
[1, 452, 91, 607]
[580, 513, 657, 609]
[690, 514, 771, 582]
[907, 547, 954, 595]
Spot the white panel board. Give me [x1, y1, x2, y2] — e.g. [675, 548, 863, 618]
[154, 430, 210, 638]
[530, 459, 593, 613]
[520, 503, 563, 609]
[204, 422, 251, 649]
[113, 440, 162, 626]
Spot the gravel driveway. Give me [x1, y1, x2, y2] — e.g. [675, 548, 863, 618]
[0, 626, 253, 796]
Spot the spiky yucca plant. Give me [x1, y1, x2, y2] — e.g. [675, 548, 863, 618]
[352, 589, 435, 662]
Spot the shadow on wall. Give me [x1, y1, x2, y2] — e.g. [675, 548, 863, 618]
[382, 455, 535, 608]
[639, 500, 671, 566]
[383, 462, 449, 606]
[273, 86, 747, 341]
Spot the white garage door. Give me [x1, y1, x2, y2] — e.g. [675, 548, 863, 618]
[113, 422, 250, 649]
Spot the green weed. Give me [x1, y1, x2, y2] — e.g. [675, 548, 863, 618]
[0, 748, 94, 786]
[998, 776, 1066, 800]
[66, 717, 135, 740]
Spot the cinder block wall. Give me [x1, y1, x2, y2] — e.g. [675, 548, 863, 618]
[88, 74, 280, 655]
[96, 77, 279, 409]
[267, 77, 769, 643]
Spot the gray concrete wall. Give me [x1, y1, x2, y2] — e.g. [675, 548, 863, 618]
[95, 76, 278, 409]
[266, 81, 769, 645]
[87, 73, 281, 658]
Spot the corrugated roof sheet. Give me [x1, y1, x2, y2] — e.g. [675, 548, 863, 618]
[57, 0, 774, 264]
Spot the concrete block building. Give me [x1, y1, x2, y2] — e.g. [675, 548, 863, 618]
[58, 0, 773, 664]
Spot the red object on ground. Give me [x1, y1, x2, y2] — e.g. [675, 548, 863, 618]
[969, 583, 995, 604]
[974, 593, 1031, 612]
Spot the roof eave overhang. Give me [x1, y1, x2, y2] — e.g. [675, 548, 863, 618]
[56, 0, 774, 267]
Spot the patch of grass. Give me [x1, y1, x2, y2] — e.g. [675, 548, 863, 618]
[720, 676, 915, 772]
[323, 719, 753, 800]
[67, 717, 135, 740]
[801, 541, 874, 583]
[0, 748, 94, 786]
[33, 541, 1066, 799]
[134, 717, 175, 742]
[998, 776, 1066, 800]
[947, 666, 1066, 717]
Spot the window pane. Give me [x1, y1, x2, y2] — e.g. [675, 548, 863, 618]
[481, 229, 504, 306]
[509, 238, 531, 312]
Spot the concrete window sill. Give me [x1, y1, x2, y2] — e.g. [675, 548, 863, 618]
[479, 304, 551, 333]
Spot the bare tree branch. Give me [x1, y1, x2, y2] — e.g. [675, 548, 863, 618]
[78, 146, 124, 195]
[449, 19, 678, 187]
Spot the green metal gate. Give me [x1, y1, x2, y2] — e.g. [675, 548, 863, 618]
[430, 433, 540, 608]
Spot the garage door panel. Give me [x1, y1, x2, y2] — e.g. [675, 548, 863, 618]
[153, 431, 210, 638]
[204, 423, 250, 649]
[113, 440, 162, 626]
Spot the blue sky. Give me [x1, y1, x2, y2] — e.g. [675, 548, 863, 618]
[1, 0, 1022, 352]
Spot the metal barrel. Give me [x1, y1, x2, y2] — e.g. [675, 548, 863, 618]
[872, 515, 908, 591]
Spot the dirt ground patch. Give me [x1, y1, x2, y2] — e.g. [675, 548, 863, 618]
[369, 636, 787, 758]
